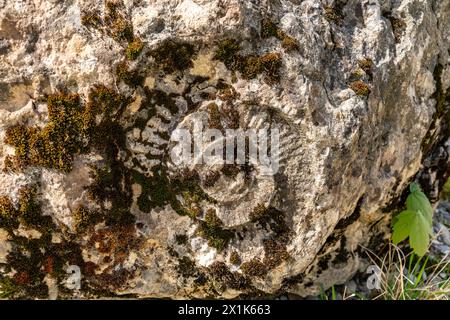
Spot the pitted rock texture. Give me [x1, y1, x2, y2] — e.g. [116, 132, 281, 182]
[0, 0, 449, 299]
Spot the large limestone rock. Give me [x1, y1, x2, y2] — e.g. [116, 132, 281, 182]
[0, 0, 448, 299]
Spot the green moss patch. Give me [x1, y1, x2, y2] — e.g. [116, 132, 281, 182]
[5, 94, 83, 172]
[4, 87, 136, 229]
[125, 38, 144, 60]
[247, 204, 291, 271]
[149, 39, 196, 73]
[261, 19, 299, 51]
[132, 167, 173, 213]
[116, 61, 144, 87]
[132, 167, 214, 220]
[5, 87, 131, 172]
[229, 251, 241, 265]
[214, 39, 241, 69]
[87, 163, 134, 226]
[214, 39, 283, 84]
[0, 186, 55, 234]
[0, 187, 87, 299]
[207, 261, 249, 292]
[197, 209, 234, 251]
[249, 204, 289, 237]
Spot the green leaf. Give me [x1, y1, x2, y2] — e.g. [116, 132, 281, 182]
[391, 182, 434, 257]
[409, 210, 431, 256]
[390, 214, 399, 227]
[409, 182, 421, 194]
[406, 184, 432, 224]
[392, 210, 415, 244]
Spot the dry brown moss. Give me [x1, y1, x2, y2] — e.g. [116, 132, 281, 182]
[2, 155, 14, 172]
[258, 52, 282, 83]
[73, 206, 102, 233]
[111, 18, 133, 42]
[0, 187, 71, 299]
[104, 0, 133, 43]
[239, 53, 282, 83]
[217, 82, 239, 101]
[81, 10, 102, 28]
[324, 4, 344, 22]
[214, 39, 282, 84]
[175, 234, 188, 245]
[176, 256, 197, 278]
[17, 186, 55, 232]
[240, 259, 267, 278]
[221, 164, 241, 178]
[5, 94, 84, 172]
[207, 103, 222, 130]
[358, 58, 373, 73]
[203, 170, 221, 188]
[81, 1, 134, 44]
[349, 80, 371, 97]
[281, 35, 300, 51]
[0, 196, 15, 218]
[350, 68, 365, 80]
[125, 38, 144, 60]
[263, 239, 290, 269]
[229, 251, 241, 265]
[239, 240, 290, 278]
[0, 195, 19, 231]
[389, 16, 407, 42]
[4, 125, 36, 169]
[261, 19, 299, 52]
[208, 261, 249, 291]
[261, 19, 280, 38]
[221, 104, 240, 129]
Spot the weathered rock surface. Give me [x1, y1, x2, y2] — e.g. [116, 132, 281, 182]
[0, 0, 448, 299]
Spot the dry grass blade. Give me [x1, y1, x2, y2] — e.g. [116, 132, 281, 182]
[361, 240, 449, 300]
